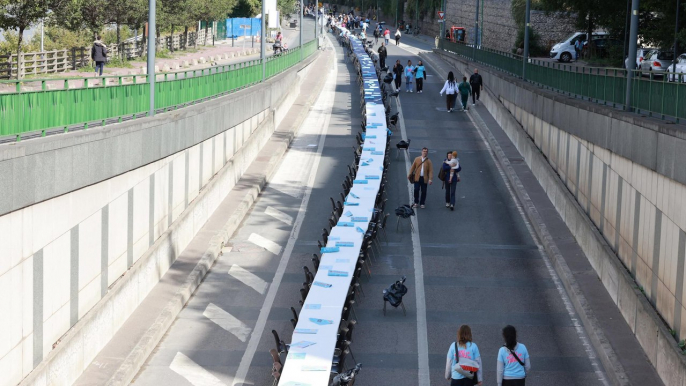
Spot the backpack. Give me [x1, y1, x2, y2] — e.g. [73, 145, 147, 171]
[438, 165, 447, 181]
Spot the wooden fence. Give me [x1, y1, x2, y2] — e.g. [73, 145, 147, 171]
[109, 30, 211, 60]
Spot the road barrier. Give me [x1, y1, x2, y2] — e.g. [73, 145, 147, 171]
[0, 39, 318, 140]
[439, 39, 686, 122]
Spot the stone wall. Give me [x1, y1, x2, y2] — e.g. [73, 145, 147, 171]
[390, 0, 576, 53]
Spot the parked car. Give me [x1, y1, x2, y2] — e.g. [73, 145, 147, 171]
[666, 54, 686, 82]
[549, 31, 609, 62]
[624, 48, 654, 69]
[639, 50, 674, 76]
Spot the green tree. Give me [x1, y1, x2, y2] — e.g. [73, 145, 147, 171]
[231, 0, 259, 17]
[0, 0, 50, 76]
[192, 0, 236, 45]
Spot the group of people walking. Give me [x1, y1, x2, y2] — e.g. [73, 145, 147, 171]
[446, 325, 531, 386]
[439, 69, 483, 112]
[407, 147, 461, 210]
[391, 59, 426, 93]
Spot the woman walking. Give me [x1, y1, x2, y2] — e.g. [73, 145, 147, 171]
[439, 71, 458, 112]
[404, 60, 416, 92]
[395, 28, 401, 45]
[457, 76, 472, 111]
[442, 151, 460, 210]
[497, 325, 530, 386]
[414, 60, 426, 93]
[445, 324, 483, 385]
[393, 60, 404, 90]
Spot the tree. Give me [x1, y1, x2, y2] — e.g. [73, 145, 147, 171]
[192, 0, 236, 45]
[0, 0, 50, 77]
[231, 0, 259, 17]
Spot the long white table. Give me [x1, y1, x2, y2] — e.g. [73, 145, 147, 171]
[278, 29, 388, 386]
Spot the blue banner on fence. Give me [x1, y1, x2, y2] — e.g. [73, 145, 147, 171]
[225, 18, 261, 38]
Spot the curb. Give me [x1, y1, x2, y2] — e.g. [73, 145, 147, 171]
[103, 48, 330, 386]
[419, 51, 630, 386]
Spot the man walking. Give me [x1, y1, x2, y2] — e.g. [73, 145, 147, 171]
[469, 68, 483, 105]
[408, 147, 434, 208]
[457, 76, 472, 111]
[574, 37, 583, 61]
[378, 42, 387, 69]
[91, 35, 108, 77]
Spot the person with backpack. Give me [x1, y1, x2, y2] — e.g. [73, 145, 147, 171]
[439, 151, 461, 210]
[457, 76, 472, 111]
[414, 60, 426, 93]
[392, 60, 404, 90]
[497, 325, 531, 386]
[439, 71, 458, 112]
[404, 60, 416, 92]
[373, 27, 380, 44]
[445, 324, 483, 385]
[469, 68, 483, 105]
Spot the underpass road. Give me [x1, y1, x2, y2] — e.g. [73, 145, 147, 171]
[131, 29, 613, 386]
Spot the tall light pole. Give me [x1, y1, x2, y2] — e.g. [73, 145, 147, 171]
[673, 0, 681, 74]
[261, 0, 266, 81]
[299, 0, 303, 60]
[522, 0, 531, 79]
[395, 0, 398, 28]
[147, 0, 156, 117]
[473, 0, 479, 59]
[625, 0, 640, 110]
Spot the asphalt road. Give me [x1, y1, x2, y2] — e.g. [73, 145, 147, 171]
[130, 30, 609, 386]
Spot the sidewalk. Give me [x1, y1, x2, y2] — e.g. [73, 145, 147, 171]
[71, 41, 331, 386]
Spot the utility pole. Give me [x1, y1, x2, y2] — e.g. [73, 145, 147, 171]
[416, 0, 419, 34]
[395, 0, 398, 28]
[40, 19, 44, 52]
[300, 0, 303, 60]
[625, 0, 640, 110]
[522, 0, 531, 79]
[673, 0, 681, 74]
[441, 0, 446, 38]
[473, 0, 479, 59]
[147, 0, 156, 117]
[261, 0, 266, 81]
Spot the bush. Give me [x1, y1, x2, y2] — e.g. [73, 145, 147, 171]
[513, 26, 547, 57]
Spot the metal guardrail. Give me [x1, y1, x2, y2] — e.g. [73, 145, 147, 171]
[0, 39, 318, 141]
[438, 39, 686, 123]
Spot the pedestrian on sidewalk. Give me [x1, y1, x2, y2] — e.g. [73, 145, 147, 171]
[441, 151, 461, 210]
[378, 42, 387, 68]
[574, 38, 583, 61]
[393, 60, 404, 90]
[374, 28, 380, 44]
[91, 35, 108, 77]
[439, 71, 457, 112]
[404, 60, 415, 92]
[445, 324, 483, 385]
[408, 147, 433, 208]
[497, 325, 530, 386]
[414, 60, 426, 93]
[384, 28, 391, 45]
[469, 68, 483, 105]
[395, 28, 402, 45]
[457, 76, 472, 111]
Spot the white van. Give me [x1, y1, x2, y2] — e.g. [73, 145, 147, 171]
[549, 31, 609, 62]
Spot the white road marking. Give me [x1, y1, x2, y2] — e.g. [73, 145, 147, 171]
[247, 233, 282, 255]
[228, 264, 269, 294]
[265, 206, 294, 226]
[394, 91, 431, 386]
[169, 352, 226, 386]
[231, 35, 337, 386]
[203, 303, 252, 342]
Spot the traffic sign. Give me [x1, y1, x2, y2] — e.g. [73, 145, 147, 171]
[437, 11, 445, 20]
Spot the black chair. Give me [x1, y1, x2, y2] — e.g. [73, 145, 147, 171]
[269, 349, 283, 386]
[396, 138, 410, 160]
[291, 306, 299, 323]
[299, 286, 309, 306]
[377, 213, 390, 243]
[303, 266, 314, 286]
[383, 276, 408, 316]
[271, 330, 289, 356]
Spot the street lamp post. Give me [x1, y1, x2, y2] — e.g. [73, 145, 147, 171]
[625, 0, 640, 110]
[147, 0, 156, 117]
[261, 0, 266, 81]
[395, 0, 398, 28]
[522, 0, 531, 79]
[300, 0, 303, 60]
[673, 0, 681, 74]
[473, 0, 479, 60]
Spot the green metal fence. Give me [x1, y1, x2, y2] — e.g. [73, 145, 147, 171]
[438, 39, 686, 122]
[0, 39, 318, 140]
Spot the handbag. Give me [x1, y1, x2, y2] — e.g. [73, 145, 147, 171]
[453, 342, 479, 384]
[408, 158, 426, 183]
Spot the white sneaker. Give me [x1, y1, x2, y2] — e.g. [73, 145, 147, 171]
[410, 90, 413, 93]
[446, 203, 450, 207]
[472, 103, 476, 106]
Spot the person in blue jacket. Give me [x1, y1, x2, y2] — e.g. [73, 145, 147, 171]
[445, 324, 483, 385]
[497, 325, 531, 386]
[414, 60, 426, 93]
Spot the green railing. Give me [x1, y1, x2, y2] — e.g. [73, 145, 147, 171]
[0, 39, 318, 140]
[438, 39, 686, 122]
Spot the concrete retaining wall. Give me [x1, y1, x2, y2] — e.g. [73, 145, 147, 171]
[0, 60, 309, 386]
[434, 49, 686, 385]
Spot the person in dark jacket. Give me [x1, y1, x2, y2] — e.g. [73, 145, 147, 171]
[91, 36, 108, 76]
[469, 68, 483, 105]
[378, 42, 387, 69]
[392, 59, 403, 90]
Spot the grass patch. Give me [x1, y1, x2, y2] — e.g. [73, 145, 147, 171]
[106, 58, 134, 68]
[77, 65, 95, 73]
